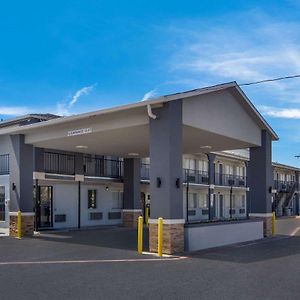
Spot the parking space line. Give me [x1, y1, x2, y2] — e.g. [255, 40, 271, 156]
[290, 226, 300, 236]
[0, 257, 187, 266]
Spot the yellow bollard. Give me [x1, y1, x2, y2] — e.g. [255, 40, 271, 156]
[137, 216, 143, 254]
[17, 210, 21, 239]
[272, 212, 276, 236]
[145, 207, 149, 227]
[158, 217, 163, 257]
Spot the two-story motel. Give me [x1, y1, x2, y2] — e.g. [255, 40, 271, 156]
[0, 81, 298, 253]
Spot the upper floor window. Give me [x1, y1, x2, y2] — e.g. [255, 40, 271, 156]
[198, 160, 208, 172]
[236, 166, 245, 177]
[225, 165, 234, 175]
[184, 158, 196, 170]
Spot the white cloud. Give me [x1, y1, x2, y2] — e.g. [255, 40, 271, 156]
[56, 83, 97, 116]
[0, 106, 31, 116]
[141, 89, 157, 101]
[165, 15, 300, 104]
[259, 105, 300, 119]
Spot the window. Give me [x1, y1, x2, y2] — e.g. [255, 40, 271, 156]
[0, 155, 9, 175]
[0, 186, 5, 221]
[198, 194, 208, 208]
[241, 195, 246, 209]
[184, 158, 196, 170]
[188, 193, 197, 208]
[88, 190, 97, 209]
[112, 191, 123, 209]
[198, 160, 208, 172]
[236, 166, 245, 177]
[225, 165, 234, 175]
[231, 195, 236, 208]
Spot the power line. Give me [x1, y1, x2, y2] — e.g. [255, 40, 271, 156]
[240, 74, 300, 86]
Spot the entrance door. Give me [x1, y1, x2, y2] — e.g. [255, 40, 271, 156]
[0, 186, 5, 221]
[37, 186, 53, 228]
[211, 194, 216, 219]
[218, 164, 223, 185]
[219, 194, 224, 218]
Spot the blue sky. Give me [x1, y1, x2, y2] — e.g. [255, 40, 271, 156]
[1, 0, 300, 165]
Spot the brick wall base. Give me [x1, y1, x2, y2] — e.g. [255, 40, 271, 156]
[249, 216, 272, 237]
[9, 214, 35, 237]
[149, 222, 184, 254]
[122, 210, 142, 228]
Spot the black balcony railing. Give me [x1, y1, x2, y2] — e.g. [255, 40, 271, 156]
[274, 180, 296, 193]
[0, 154, 9, 175]
[83, 157, 123, 178]
[184, 169, 209, 184]
[214, 173, 247, 187]
[44, 152, 75, 175]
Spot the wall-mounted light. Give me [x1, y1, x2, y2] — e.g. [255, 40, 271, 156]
[175, 178, 180, 188]
[12, 183, 16, 191]
[156, 177, 161, 188]
[105, 186, 109, 191]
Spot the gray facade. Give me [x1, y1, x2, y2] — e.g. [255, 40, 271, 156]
[149, 100, 183, 219]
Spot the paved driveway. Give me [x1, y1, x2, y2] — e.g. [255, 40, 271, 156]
[0, 220, 300, 300]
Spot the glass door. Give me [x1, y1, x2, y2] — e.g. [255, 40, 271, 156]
[37, 186, 53, 228]
[0, 186, 5, 221]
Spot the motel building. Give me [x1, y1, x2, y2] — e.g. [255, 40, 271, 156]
[0, 81, 299, 254]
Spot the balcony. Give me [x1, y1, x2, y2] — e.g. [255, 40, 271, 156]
[184, 169, 209, 185]
[44, 152, 75, 175]
[0, 154, 9, 175]
[83, 156, 123, 179]
[214, 173, 247, 187]
[274, 180, 296, 193]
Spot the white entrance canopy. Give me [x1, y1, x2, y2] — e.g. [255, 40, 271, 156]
[0, 82, 278, 156]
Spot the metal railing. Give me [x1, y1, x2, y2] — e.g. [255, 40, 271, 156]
[274, 180, 296, 193]
[214, 173, 247, 187]
[83, 156, 123, 178]
[0, 154, 9, 175]
[183, 169, 209, 184]
[44, 152, 75, 175]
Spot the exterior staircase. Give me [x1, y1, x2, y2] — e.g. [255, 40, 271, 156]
[275, 182, 298, 216]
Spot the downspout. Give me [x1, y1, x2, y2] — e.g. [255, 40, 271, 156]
[147, 104, 157, 119]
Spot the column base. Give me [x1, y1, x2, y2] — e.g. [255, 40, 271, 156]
[122, 209, 142, 228]
[9, 212, 35, 237]
[249, 213, 272, 237]
[149, 219, 185, 254]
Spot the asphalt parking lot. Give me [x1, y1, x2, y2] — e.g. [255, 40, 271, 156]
[0, 218, 300, 300]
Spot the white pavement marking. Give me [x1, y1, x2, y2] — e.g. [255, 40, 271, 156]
[0, 257, 187, 266]
[290, 226, 300, 236]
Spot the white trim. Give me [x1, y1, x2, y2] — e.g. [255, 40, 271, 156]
[122, 209, 142, 213]
[75, 174, 84, 182]
[148, 218, 185, 225]
[33, 172, 45, 180]
[45, 173, 75, 178]
[249, 213, 273, 218]
[9, 212, 35, 216]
